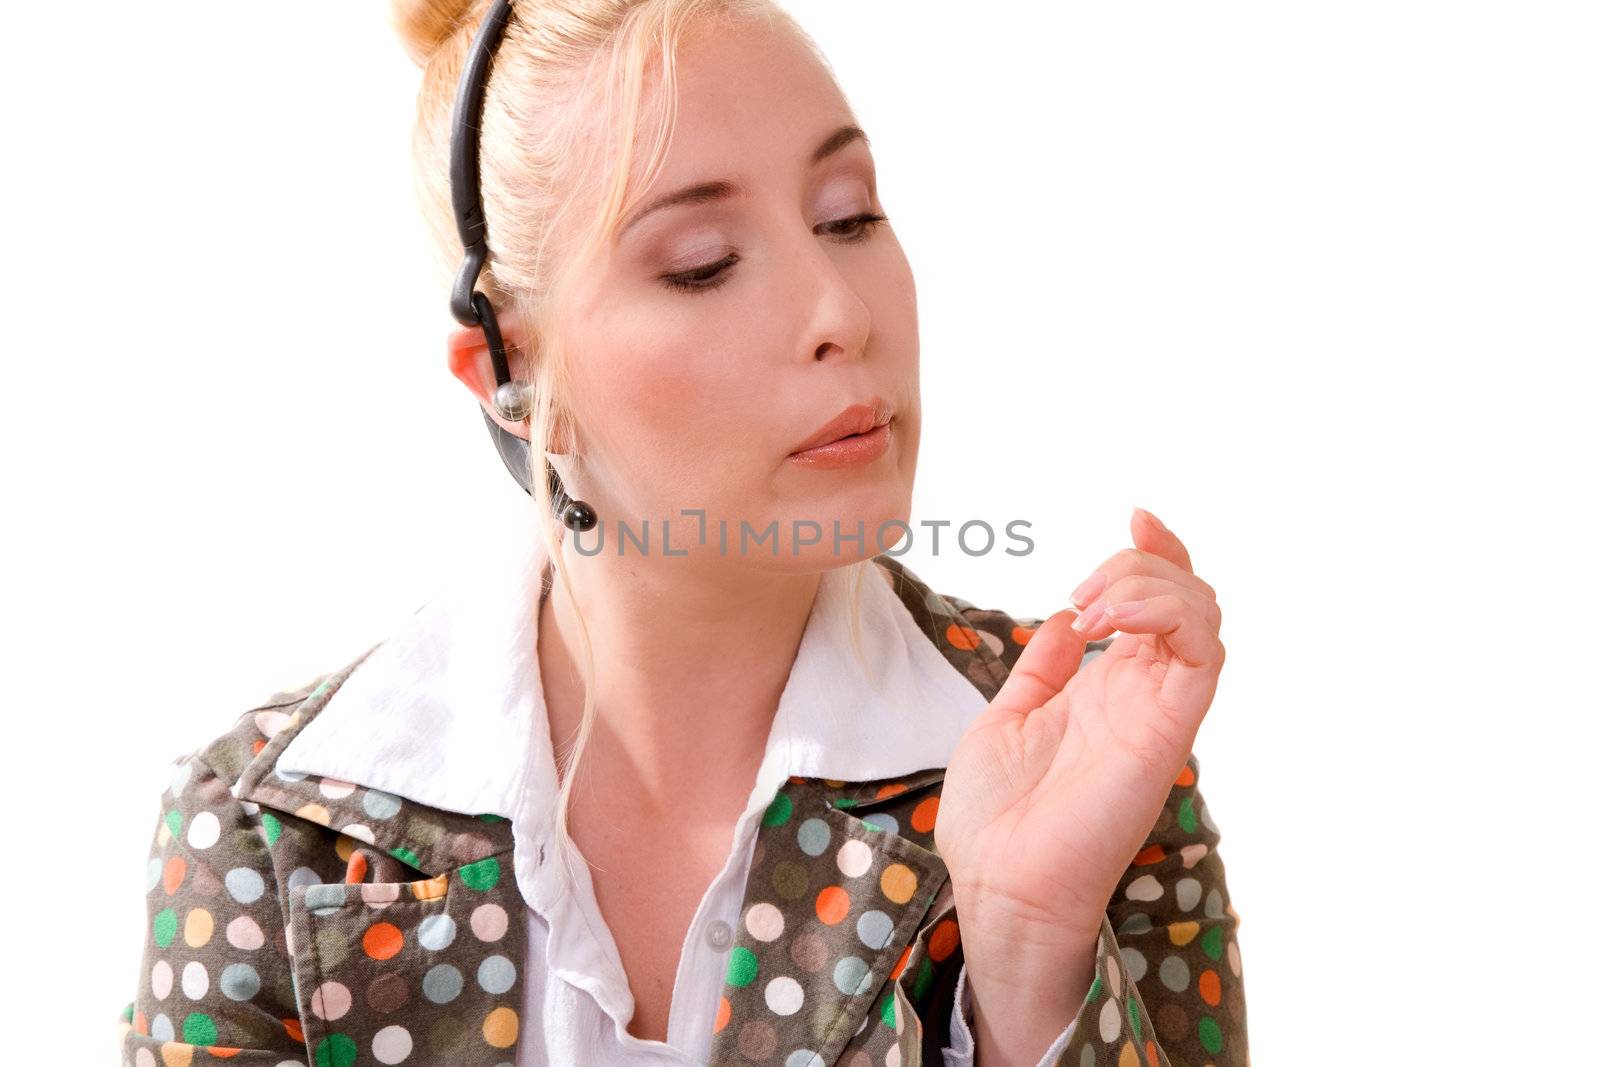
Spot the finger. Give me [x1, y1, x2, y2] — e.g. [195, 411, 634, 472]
[1070, 545, 1216, 611]
[980, 608, 1089, 725]
[1074, 574, 1221, 637]
[1132, 507, 1195, 575]
[1093, 591, 1226, 720]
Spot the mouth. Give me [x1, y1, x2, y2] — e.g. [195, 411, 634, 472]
[787, 396, 895, 469]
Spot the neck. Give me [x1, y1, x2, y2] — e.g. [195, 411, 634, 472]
[536, 535, 826, 812]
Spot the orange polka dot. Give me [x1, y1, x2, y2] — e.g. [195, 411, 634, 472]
[1012, 624, 1036, 645]
[363, 921, 404, 960]
[133, 1010, 148, 1035]
[344, 852, 368, 884]
[411, 873, 448, 900]
[889, 945, 912, 981]
[282, 1019, 304, 1043]
[1198, 968, 1222, 1006]
[482, 1006, 518, 1048]
[910, 796, 940, 834]
[1167, 921, 1200, 946]
[1145, 1040, 1160, 1064]
[1117, 1040, 1139, 1067]
[713, 996, 732, 1033]
[161, 1043, 194, 1067]
[207, 1048, 242, 1059]
[928, 919, 960, 962]
[876, 782, 908, 799]
[945, 623, 981, 651]
[1133, 844, 1166, 866]
[880, 863, 918, 904]
[788, 775, 808, 785]
[816, 886, 851, 925]
[162, 856, 186, 895]
[251, 738, 266, 756]
[1175, 764, 1196, 787]
[822, 778, 846, 787]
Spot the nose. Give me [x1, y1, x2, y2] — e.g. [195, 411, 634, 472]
[792, 234, 872, 365]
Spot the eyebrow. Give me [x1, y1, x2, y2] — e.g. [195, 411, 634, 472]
[617, 124, 870, 237]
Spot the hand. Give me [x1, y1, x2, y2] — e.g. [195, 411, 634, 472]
[935, 508, 1225, 1062]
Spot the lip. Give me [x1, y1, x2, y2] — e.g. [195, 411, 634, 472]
[789, 396, 894, 456]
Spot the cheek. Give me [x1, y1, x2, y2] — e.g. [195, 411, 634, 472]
[571, 310, 778, 503]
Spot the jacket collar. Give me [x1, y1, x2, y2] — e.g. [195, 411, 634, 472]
[258, 531, 994, 828]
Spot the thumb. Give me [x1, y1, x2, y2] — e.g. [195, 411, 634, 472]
[977, 608, 1088, 726]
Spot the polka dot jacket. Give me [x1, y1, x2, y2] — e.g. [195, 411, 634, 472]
[118, 554, 1248, 1067]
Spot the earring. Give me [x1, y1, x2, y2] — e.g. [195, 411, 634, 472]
[544, 442, 599, 533]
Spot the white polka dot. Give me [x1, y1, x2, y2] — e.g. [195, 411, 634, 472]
[1175, 877, 1203, 911]
[836, 839, 872, 878]
[150, 959, 172, 1000]
[1098, 997, 1121, 1043]
[135, 1049, 156, 1067]
[745, 902, 784, 942]
[167, 761, 193, 797]
[340, 823, 375, 845]
[1105, 951, 1121, 996]
[471, 903, 508, 942]
[1179, 843, 1208, 868]
[254, 710, 292, 738]
[150, 1013, 174, 1041]
[319, 777, 357, 800]
[764, 975, 805, 1016]
[311, 981, 352, 1021]
[372, 1024, 414, 1063]
[181, 960, 209, 1000]
[227, 915, 265, 950]
[186, 811, 221, 849]
[1124, 874, 1163, 901]
[418, 914, 457, 951]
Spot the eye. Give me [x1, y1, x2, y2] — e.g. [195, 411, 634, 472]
[817, 211, 889, 243]
[659, 253, 739, 294]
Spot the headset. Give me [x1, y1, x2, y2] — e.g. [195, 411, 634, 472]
[448, 0, 597, 532]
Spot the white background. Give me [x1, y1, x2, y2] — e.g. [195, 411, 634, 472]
[4, 1, 1596, 1062]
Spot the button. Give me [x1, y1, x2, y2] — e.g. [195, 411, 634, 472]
[705, 919, 733, 951]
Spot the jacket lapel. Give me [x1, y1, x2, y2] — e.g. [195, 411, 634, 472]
[707, 557, 1023, 1067]
[233, 649, 531, 1066]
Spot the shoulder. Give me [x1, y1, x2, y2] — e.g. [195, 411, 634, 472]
[870, 554, 1111, 701]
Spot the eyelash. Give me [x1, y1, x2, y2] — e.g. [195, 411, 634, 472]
[658, 212, 890, 294]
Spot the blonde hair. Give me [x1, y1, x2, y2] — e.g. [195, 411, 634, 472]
[391, 0, 881, 860]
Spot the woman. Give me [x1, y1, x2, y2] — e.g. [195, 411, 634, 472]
[117, 1, 1245, 1065]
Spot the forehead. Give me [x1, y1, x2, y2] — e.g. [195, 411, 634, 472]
[634, 15, 857, 187]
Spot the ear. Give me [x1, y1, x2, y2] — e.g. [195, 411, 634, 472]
[446, 323, 575, 453]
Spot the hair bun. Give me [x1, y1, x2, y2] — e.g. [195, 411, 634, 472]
[391, 0, 479, 68]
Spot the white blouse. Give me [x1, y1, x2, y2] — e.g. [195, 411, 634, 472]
[274, 528, 1078, 1066]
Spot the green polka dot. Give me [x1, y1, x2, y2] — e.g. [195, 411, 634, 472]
[390, 845, 420, 867]
[260, 812, 281, 847]
[911, 958, 934, 1002]
[314, 1032, 358, 1067]
[1127, 995, 1142, 1042]
[309, 679, 332, 700]
[182, 1012, 218, 1045]
[1177, 796, 1197, 834]
[832, 797, 858, 809]
[163, 809, 183, 838]
[477, 813, 509, 824]
[1198, 1015, 1223, 1054]
[460, 856, 500, 890]
[727, 946, 758, 987]
[152, 908, 178, 948]
[1085, 974, 1103, 1002]
[879, 994, 896, 1028]
[762, 792, 793, 827]
[1201, 925, 1224, 960]
[120, 1001, 133, 1023]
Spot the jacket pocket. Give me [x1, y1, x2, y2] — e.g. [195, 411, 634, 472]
[283, 856, 525, 1067]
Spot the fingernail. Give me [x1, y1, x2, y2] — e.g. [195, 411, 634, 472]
[1104, 598, 1148, 620]
[1071, 600, 1106, 633]
[1135, 507, 1169, 533]
[1070, 570, 1108, 609]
